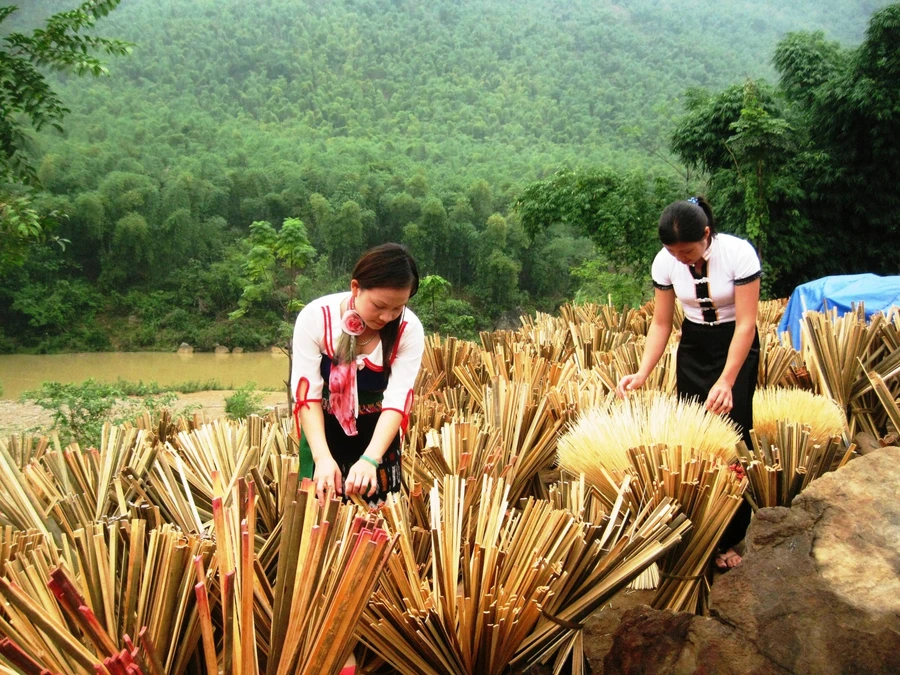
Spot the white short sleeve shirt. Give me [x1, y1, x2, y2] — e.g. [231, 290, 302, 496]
[651, 233, 761, 325]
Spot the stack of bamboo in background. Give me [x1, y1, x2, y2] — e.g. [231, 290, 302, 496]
[800, 306, 900, 438]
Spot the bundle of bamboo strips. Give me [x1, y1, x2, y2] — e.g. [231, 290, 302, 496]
[757, 298, 788, 330]
[589, 338, 678, 394]
[800, 307, 900, 437]
[801, 308, 879, 425]
[736, 421, 854, 511]
[558, 392, 740, 483]
[416, 334, 484, 394]
[357, 474, 687, 675]
[757, 327, 804, 388]
[753, 387, 847, 447]
[556, 394, 746, 613]
[650, 459, 745, 613]
[0, 518, 211, 674]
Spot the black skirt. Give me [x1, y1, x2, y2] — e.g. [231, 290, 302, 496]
[676, 319, 760, 445]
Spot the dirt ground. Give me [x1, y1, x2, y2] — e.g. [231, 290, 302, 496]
[0, 390, 288, 438]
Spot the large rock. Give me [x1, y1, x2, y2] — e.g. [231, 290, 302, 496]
[603, 447, 900, 674]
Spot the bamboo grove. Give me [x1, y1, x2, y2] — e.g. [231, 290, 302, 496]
[1, 299, 899, 674]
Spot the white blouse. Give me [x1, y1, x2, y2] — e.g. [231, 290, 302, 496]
[290, 291, 425, 417]
[651, 233, 761, 325]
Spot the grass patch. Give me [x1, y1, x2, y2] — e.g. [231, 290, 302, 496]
[113, 378, 228, 395]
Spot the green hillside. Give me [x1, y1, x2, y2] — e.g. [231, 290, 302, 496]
[0, 0, 892, 352]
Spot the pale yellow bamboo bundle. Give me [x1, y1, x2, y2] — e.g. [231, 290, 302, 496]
[736, 421, 854, 511]
[0, 518, 212, 674]
[758, 326, 804, 388]
[753, 387, 847, 447]
[557, 394, 745, 614]
[558, 392, 741, 481]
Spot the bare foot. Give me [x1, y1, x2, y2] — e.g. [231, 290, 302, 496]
[715, 548, 742, 569]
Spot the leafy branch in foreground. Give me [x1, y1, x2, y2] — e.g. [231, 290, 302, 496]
[0, 0, 131, 270]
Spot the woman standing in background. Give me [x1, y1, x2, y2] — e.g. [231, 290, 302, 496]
[617, 196, 761, 569]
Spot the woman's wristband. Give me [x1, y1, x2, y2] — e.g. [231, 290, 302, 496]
[360, 455, 380, 468]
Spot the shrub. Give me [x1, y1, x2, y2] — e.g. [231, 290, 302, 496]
[22, 379, 178, 446]
[225, 382, 266, 420]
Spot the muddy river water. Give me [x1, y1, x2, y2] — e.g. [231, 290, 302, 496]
[0, 352, 290, 399]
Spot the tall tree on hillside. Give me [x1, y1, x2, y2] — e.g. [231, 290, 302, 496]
[0, 0, 130, 271]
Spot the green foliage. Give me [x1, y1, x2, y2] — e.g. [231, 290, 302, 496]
[571, 257, 652, 308]
[0, 0, 891, 352]
[22, 378, 176, 445]
[112, 378, 226, 395]
[224, 382, 266, 420]
[671, 4, 900, 296]
[516, 168, 680, 271]
[0, 0, 130, 270]
[231, 218, 317, 328]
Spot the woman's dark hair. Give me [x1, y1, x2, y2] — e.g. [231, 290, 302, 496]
[352, 243, 419, 379]
[658, 196, 716, 245]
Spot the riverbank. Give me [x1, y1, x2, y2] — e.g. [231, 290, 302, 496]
[0, 390, 289, 438]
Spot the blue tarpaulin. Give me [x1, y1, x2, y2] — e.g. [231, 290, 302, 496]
[778, 274, 900, 349]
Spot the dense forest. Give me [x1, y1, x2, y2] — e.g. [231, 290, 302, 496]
[1, 0, 895, 353]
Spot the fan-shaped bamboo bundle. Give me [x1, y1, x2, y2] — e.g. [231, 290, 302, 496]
[559, 301, 655, 336]
[0, 432, 55, 469]
[589, 338, 678, 394]
[801, 307, 881, 422]
[757, 298, 788, 330]
[757, 327, 804, 388]
[737, 421, 855, 510]
[516, 312, 578, 363]
[357, 475, 687, 675]
[407, 376, 569, 502]
[558, 393, 741, 483]
[557, 394, 745, 613]
[753, 387, 847, 447]
[480, 377, 569, 499]
[416, 334, 483, 393]
[0, 518, 212, 674]
[650, 460, 745, 613]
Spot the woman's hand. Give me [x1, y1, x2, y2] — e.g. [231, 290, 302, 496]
[616, 372, 647, 398]
[705, 378, 733, 415]
[344, 457, 379, 498]
[313, 456, 343, 506]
